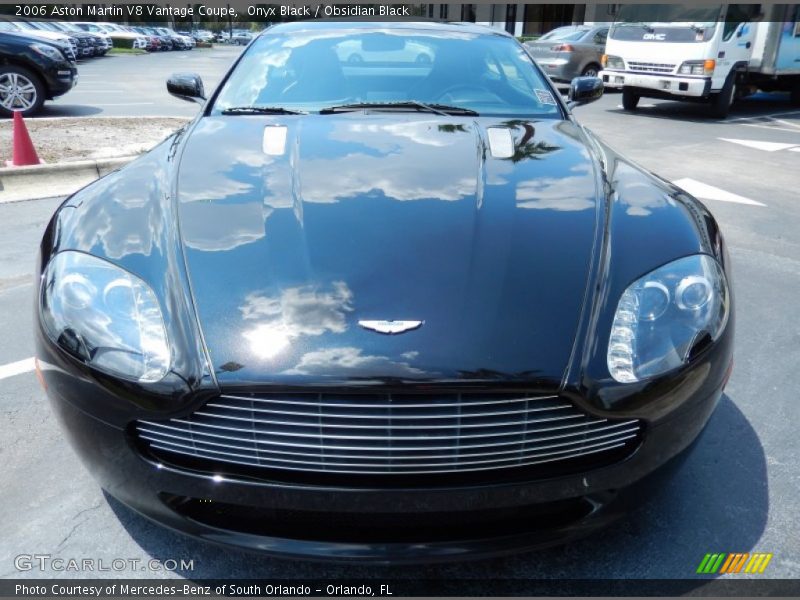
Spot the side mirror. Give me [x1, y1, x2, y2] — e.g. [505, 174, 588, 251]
[167, 73, 205, 104]
[568, 76, 604, 107]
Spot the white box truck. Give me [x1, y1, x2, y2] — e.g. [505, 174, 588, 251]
[599, 4, 800, 117]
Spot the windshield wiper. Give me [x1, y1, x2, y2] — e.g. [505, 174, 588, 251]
[221, 106, 306, 115]
[319, 101, 479, 116]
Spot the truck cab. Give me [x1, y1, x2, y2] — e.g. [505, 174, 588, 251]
[599, 3, 770, 117]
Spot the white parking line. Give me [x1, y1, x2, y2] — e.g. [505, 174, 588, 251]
[672, 178, 766, 207]
[719, 138, 799, 152]
[91, 103, 156, 106]
[617, 103, 657, 109]
[742, 123, 800, 134]
[0, 357, 35, 381]
[727, 109, 800, 123]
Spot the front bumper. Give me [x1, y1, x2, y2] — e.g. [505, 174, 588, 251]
[43, 371, 723, 563]
[45, 62, 78, 98]
[600, 70, 711, 98]
[537, 59, 578, 83]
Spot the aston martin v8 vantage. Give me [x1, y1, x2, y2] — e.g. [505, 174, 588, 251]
[36, 21, 734, 563]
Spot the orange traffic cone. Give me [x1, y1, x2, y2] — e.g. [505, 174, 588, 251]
[8, 111, 40, 167]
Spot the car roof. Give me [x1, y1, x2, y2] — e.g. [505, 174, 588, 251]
[265, 20, 513, 38]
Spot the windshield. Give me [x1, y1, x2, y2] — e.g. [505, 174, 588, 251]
[612, 4, 722, 42]
[213, 30, 562, 118]
[540, 27, 590, 42]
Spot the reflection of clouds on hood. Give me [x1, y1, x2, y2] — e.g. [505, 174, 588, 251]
[332, 120, 466, 149]
[71, 163, 165, 259]
[614, 164, 670, 217]
[284, 346, 426, 377]
[302, 151, 476, 203]
[515, 163, 596, 211]
[301, 118, 477, 202]
[241, 281, 353, 336]
[180, 200, 267, 252]
[179, 178, 255, 203]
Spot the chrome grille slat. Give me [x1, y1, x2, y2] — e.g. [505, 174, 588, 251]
[138, 425, 641, 460]
[220, 392, 560, 409]
[168, 417, 607, 441]
[148, 434, 636, 467]
[203, 402, 572, 419]
[136, 392, 642, 476]
[138, 419, 637, 452]
[189, 410, 584, 430]
[146, 441, 631, 475]
[627, 61, 675, 74]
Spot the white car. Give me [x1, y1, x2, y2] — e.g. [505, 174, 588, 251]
[71, 22, 115, 51]
[335, 39, 434, 64]
[230, 30, 253, 45]
[95, 22, 147, 50]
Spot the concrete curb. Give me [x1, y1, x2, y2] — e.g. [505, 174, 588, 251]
[0, 156, 135, 203]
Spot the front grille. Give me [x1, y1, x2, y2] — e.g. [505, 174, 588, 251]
[136, 392, 642, 480]
[627, 61, 676, 74]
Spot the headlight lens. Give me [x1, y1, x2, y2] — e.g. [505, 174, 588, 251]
[607, 255, 729, 383]
[678, 60, 715, 76]
[41, 252, 170, 382]
[603, 55, 625, 70]
[30, 43, 64, 61]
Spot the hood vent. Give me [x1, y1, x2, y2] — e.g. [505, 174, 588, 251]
[486, 127, 514, 159]
[262, 126, 288, 156]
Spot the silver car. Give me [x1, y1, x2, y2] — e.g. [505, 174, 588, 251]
[525, 25, 608, 82]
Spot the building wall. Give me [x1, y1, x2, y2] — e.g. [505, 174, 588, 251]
[425, 3, 617, 36]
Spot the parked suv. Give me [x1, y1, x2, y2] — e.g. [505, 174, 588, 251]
[0, 17, 77, 62]
[0, 31, 77, 116]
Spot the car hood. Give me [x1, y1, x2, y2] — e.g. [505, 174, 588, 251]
[175, 115, 602, 388]
[20, 30, 69, 43]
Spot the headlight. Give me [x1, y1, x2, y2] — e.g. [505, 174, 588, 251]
[607, 255, 729, 383]
[41, 252, 170, 383]
[678, 60, 715, 76]
[29, 43, 64, 61]
[603, 54, 625, 70]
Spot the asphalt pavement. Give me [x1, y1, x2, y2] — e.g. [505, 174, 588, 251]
[1, 48, 799, 583]
[40, 46, 244, 118]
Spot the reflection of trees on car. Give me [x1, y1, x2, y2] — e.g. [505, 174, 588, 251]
[501, 120, 562, 163]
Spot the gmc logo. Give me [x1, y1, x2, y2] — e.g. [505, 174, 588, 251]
[643, 33, 667, 40]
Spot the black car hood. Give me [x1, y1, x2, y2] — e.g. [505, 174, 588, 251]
[175, 115, 602, 388]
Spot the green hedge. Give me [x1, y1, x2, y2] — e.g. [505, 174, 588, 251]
[109, 35, 137, 49]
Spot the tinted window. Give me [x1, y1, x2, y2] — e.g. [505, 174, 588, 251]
[213, 30, 561, 118]
[540, 27, 590, 42]
[593, 29, 609, 44]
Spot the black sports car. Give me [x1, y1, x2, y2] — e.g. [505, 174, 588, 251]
[36, 21, 734, 563]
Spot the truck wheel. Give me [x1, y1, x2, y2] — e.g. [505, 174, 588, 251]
[622, 88, 639, 111]
[0, 66, 45, 118]
[710, 73, 736, 119]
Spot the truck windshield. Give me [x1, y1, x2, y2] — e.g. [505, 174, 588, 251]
[611, 4, 722, 42]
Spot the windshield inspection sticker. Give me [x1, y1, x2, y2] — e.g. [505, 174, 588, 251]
[535, 89, 557, 105]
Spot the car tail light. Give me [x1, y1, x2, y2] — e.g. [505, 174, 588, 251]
[551, 44, 574, 52]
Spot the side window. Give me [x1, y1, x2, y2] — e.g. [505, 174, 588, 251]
[723, 4, 760, 41]
[593, 29, 608, 45]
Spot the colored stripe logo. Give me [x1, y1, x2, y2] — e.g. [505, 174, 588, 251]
[697, 553, 773, 574]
